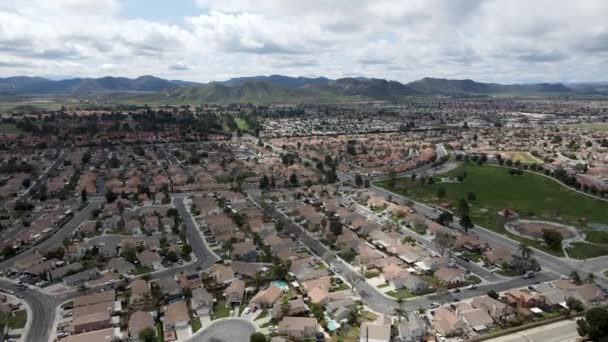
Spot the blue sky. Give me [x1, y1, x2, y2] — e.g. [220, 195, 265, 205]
[0, 0, 607, 83]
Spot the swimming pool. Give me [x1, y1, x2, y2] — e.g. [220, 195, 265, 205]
[327, 319, 340, 332]
[270, 280, 289, 291]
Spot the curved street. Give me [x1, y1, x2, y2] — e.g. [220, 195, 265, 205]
[187, 318, 255, 342]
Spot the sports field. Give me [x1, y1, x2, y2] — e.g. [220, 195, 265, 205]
[376, 164, 608, 257]
[506, 151, 543, 164]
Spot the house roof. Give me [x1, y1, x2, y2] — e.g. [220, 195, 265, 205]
[129, 310, 155, 337]
[251, 285, 283, 306]
[164, 301, 189, 326]
[278, 316, 317, 332]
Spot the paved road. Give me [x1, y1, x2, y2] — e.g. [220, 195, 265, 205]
[486, 319, 580, 342]
[250, 193, 551, 314]
[187, 318, 255, 342]
[0, 198, 105, 270]
[0, 280, 60, 342]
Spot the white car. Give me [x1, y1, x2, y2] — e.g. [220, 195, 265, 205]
[243, 307, 251, 315]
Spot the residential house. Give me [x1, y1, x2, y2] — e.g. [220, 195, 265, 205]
[503, 289, 545, 308]
[432, 307, 466, 337]
[231, 240, 258, 262]
[63, 268, 102, 287]
[191, 287, 214, 317]
[470, 295, 514, 322]
[434, 267, 466, 287]
[278, 316, 317, 341]
[393, 273, 429, 295]
[137, 250, 162, 270]
[163, 301, 190, 332]
[250, 285, 283, 308]
[396, 314, 426, 342]
[359, 322, 392, 342]
[456, 303, 494, 332]
[224, 279, 245, 307]
[128, 310, 156, 341]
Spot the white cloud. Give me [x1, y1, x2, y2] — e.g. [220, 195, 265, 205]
[0, 0, 606, 83]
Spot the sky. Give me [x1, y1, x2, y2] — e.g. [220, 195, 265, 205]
[0, 0, 607, 84]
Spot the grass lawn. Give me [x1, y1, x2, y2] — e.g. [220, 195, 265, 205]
[7, 310, 27, 329]
[496, 268, 522, 277]
[466, 275, 482, 285]
[191, 317, 202, 333]
[134, 265, 151, 275]
[375, 164, 608, 256]
[0, 123, 23, 134]
[155, 323, 165, 342]
[377, 283, 390, 289]
[254, 309, 269, 321]
[313, 263, 327, 270]
[234, 117, 250, 130]
[331, 283, 350, 292]
[212, 300, 230, 320]
[386, 288, 417, 299]
[507, 152, 543, 164]
[565, 123, 608, 131]
[461, 251, 482, 263]
[583, 230, 608, 244]
[364, 271, 380, 279]
[260, 321, 274, 329]
[567, 242, 608, 259]
[329, 327, 360, 342]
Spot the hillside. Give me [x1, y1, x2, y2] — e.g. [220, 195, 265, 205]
[220, 75, 330, 88]
[0, 75, 197, 95]
[406, 77, 571, 95]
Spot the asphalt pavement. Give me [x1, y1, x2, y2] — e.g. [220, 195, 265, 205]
[186, 318, 255, 342]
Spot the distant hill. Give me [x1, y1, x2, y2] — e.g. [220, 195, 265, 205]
[220, 75, 330, 88]
[406, 77, 572, 95]
[0, 75, 198, 95]
[0, 74, 584, 103]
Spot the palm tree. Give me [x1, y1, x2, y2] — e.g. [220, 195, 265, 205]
[394, 297, 405, 323]
[518, 243, 533, 260]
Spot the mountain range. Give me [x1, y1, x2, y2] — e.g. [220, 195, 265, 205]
[0, 74, 604, 103]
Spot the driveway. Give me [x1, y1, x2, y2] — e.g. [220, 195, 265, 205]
[187, 318, 255, 342]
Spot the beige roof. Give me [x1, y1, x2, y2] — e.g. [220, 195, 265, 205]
[434, 267, 465, 282]
[74, 290, 115, 307]
[72, 311, 110, 327]
[461, 308, 494, 329]
[278, 316, 317, 332]
[164, 301, 189, 327]
[308, 287, 329, 305]
[359, 322, 391, 341]
[65, 328, 114, 342]
[129, 310, 155, 337]
[251, 285, 283, 306]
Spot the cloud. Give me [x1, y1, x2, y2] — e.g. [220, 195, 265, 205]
[0, 0, 606, 83]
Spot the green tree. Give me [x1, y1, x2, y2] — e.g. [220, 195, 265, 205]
[250, 332, 267, 342]
[139, 327, 156, 342]
[388, 170, 397, 188]
[460, 215, 474, 233]
[458, 198, 469, 217]
[518, 243, 533, 261]
[394, 297, 405, 323]
[542, 229, 563, 251]
[437, 186, 446, 199]
[289, 173, 299, 186]
[577, 307, 608, 340]
[355, 174, 363, 188]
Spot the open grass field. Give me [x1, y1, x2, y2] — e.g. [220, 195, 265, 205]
[567, 242, 608, 259]
[0, 123, 23, 134]
[376, 164, 608, 256]
[234, 117, 250, 130]
[564, 123, 608, 131]
[506, 151, 543, 164]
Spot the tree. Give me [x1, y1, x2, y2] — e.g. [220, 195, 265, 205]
[437, 186, 446, 198]
[388, 170, 397, 188]
[81, 188, 88, 203]
[272, 260, 291, 280]
[586, 272, 596, 284]
[435, 232, 454, 257]
[250, 332, 267, 342]
[289, 173, 299, 186]
[518, 243, 533, 261]
[394, 297, 405, 323]
[458, 198, 469, 217]
[259, 175, 269, 189]
[139, 327, 156, 342]
[355, 174, 363, 188]
[487, 290, 499, 300]
[542, 229, 563, 252]
[467, 192, 477, 201]
[577, 307, 608, 340]
[436, 212, 453, 226]
[570, 271, 582, 285]
[328, 218, 343, 236]
[460, 215, 474, 233]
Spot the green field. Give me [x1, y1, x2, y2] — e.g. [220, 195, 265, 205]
[234, 117, 250, 130]
[565, 123, 608, 131]
[567, 242, 608, 259]
[0, 123, 23, 134]
[376, 164, 608, 256]
[507, 152, 543, 164]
